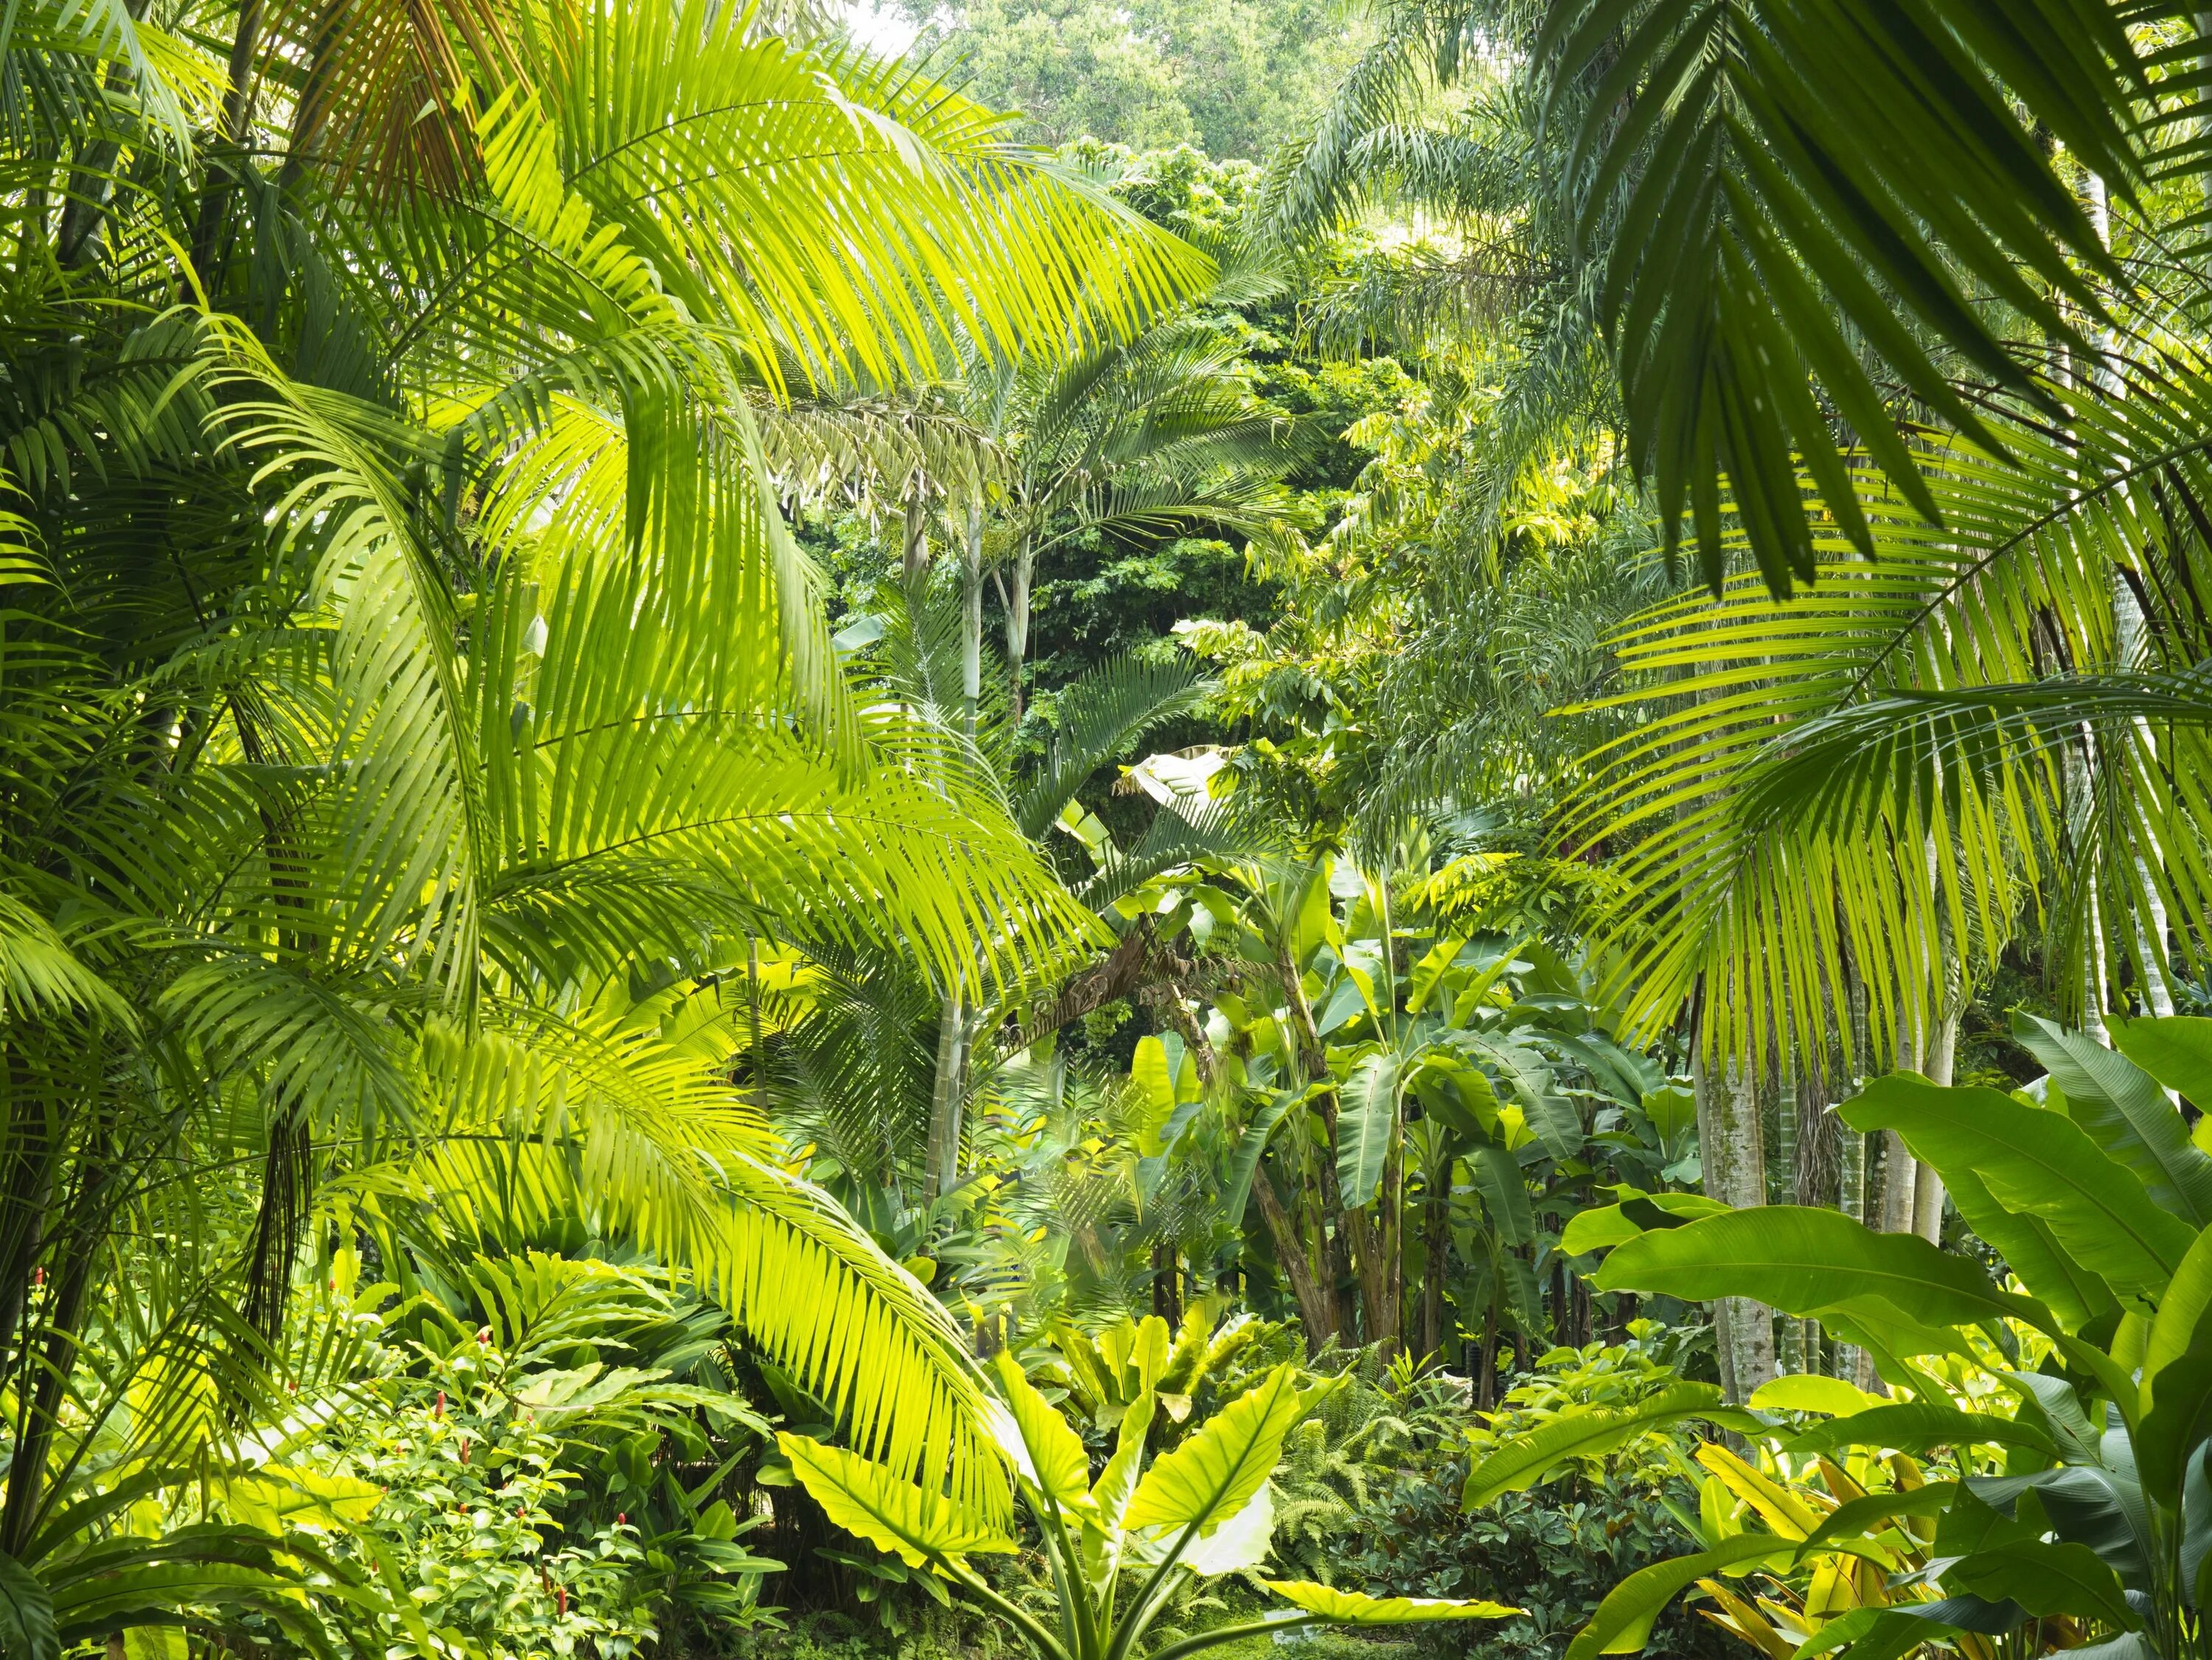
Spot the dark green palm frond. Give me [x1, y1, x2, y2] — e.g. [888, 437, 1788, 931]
[1075, 793, 1279, 914]
[1532, 0, 2155, 592]
[1015, 657, 1206, 841]
[1260, 10, 1439, 240]
[757, 941, 942, 1190]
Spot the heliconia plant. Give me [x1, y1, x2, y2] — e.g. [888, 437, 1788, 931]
[1461, 1013, 2212, 1660]
[780, 1355, 1520, 1660]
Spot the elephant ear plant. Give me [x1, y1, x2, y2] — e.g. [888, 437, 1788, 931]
[1471, 1013, 2212, 1660]
[779, 1358, 1518, 1660]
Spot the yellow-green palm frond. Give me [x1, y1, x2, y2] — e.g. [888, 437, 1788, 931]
[406, 1013, 1014, 1523]
[1567, 365, 2212, 1069]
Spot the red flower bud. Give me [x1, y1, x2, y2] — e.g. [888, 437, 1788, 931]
[556, 1586, 568, 1616]
[616, 1513, 626, 1526]
[434, 1390, 445, 1417]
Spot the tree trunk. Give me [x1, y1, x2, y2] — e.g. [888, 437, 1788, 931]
[902, 479, 931, 581]
[1150, 1241, 1181, 1327]
[1252, 1167, 1333, 1351]
[1004, 532, 1034, 726]
[923, 995, 966, 1202]
[1419, 1167, 1448, 1359]
[4, 1143, 102, 1555]
[1278, 947, 1363, 1341]
[187, 0, 268, 288]
[960, 501, 984, 740]
[1692, 1030, 1775, 1400]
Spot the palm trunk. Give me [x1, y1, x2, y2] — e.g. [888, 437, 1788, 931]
[4, 1131, 105, 1555]
[961, 500, 983, 740]
[54, 0, 153, 268]
[1279, 948, 1368, 1341]
[1004, 532, 1034, 726]
[1419, 1165, 1448, 1358]
[0, 1055, 55, 1391]
[1691, 1018, 1775, 1401]
[903, 479, 931, 582]
[186, 0, 268, 289]
[924, 995, 967, 1202]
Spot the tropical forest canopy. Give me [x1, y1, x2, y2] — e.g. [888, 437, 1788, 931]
[4, 4, 2212, 1660]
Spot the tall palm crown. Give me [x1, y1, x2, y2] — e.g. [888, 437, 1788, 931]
[0, 0, 1208, 1607]
[1522, 0, 2212, 1070]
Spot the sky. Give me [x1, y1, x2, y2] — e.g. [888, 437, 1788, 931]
[844, 1, 922, 55]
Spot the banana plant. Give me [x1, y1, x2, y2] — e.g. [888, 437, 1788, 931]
[1472, 1012, 2212, 1660]
[779, 1358, 1518, 1660]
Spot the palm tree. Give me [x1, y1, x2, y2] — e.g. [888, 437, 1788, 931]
[0, 0, 1207, 1641]
[1519, 7, 2212, 1405]
[1532, 4, 2212, 1061]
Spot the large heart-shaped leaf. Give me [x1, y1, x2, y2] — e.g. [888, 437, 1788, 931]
[1125, 1364, 1317, 1536]
[1263, 1579, 1521, 1623]
[991, 1352, 1093, 1515]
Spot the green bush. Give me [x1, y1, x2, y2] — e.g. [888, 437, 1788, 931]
[1278, 1335, 1732, 1660]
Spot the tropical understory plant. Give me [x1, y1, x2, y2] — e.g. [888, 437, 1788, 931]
[1468, 1013, 2212, 1660]
[779, 1352, 1522, 1660]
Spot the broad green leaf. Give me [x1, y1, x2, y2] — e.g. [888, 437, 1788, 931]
[2006, 1372, 2101, 1465]
[1944, 1540, 2136, 1627]
[1641, 1083, 1697, 1144]
[1224, 1091, 1296, 1228]
[1081, 1391, 1157, 1591]
[1845, 1074, 2191, 1307]
[1175, 1482, 1275, 1574]
[2016, 1013, 2212, 1228]
[1565, 1536, 1791, 1660]
[220, 1466, 383, 1532]
[1941, 1163, 2120, 1336]
[0, 1553, 55, 1660]
[2139, 1224, 2212, 1497]
[1336, 1052, 1397, 1208]
[1801, 1484, 1959, 1552]
[1464, 1383, 1734, 1509]
[1747, 1375, 1882, 1417]
[1130, 1036, 1177, 1153]
[1781, 1403, 2056, 1462]
[1561, 1191, 1728, 1255]
[1451, 1029, 1574, 1157]
[1594, 1206, 2052, 1337]
[1262, 1579, 1522, 1623]
[1126, 1364, 1317, 1535]
[2110, 1016, 2212, 1114]
[1472, 1142, 1537, 1247]
[779, 1433, 1014, 1569]
[991, 1353, 1093, 1514]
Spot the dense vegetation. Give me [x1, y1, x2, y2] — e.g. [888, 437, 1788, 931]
[2, 4, 2210, 1660]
